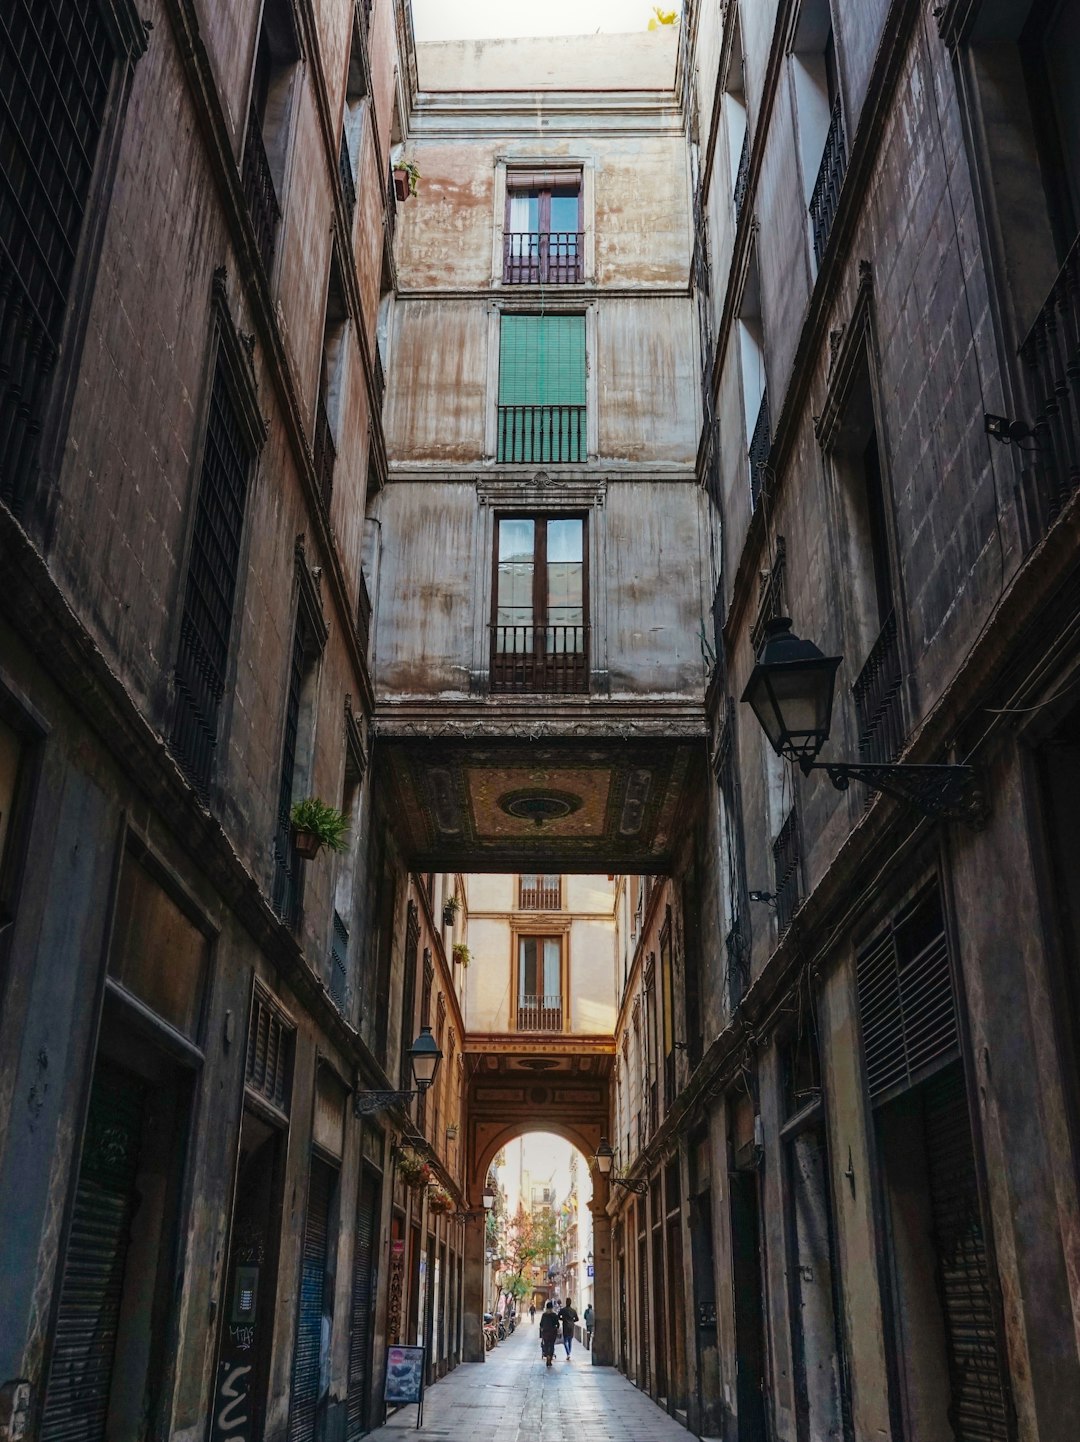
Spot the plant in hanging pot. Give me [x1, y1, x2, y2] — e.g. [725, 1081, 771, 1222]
[443, 893, 460, 928]
[452, 943, 470, 968]
[392, 159, 421, 200]
[290, 797, 350, 859]
[397, 1146, 433, 1190]
[428, 1187, 454, 1215]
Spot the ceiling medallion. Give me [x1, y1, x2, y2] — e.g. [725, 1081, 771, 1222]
[518, 1058, 560, 1072]
[498, 787, 583, 827]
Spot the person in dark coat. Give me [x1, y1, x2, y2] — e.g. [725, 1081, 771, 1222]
[539, 1302, 559, 1367]
[558, 1297, 579, 1359]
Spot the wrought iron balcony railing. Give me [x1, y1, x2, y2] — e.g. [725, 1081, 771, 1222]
[773, 807, 801, 935]
[748, 388, 771, 508]
[733, 128, 750, 224]
[490, 625, 589, 694]
[519, 879, 562, 910]
[515, 994, 564, 1032]
[357, 570, 372, 659]
[313, 392, 336, 510]
[339, 131, 356, 222]
[242, 103, 281, 276]
[852, 611, 905, 765]
[497, 403, 586, 463]
[0, 274, 57, 514]
[809, 96, 847, 266]
[1018, 233, 1080, 549]
[373, 348, 385, 411]
[503, 232, 584, 284]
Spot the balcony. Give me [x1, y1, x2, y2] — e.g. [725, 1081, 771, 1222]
[313, 392, 336, 510]
[748, 388, 771, 508]
[772, 807, 801, 935]
[517, 994, 564, 1032]
[733, 128, 750, 225]
[1018, 234, 1080, 549]
[339, 132, 356, 222]
[242, 103, 281, 275]
[357, 570, 372, 659]
[497, 404, 586, 464]
[519, 877, 561, 910]
[852, 612, 905, 765]
[489, 625, 588, 694]
[809, 96, 847, 266]
[503, 232, 584, 284]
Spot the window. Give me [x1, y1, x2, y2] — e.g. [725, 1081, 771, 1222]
[0, 0, 117, 511]
[271, 611, 321, 928]
[503, 170, 583, 283]
[171, 344, 257, 796]
[791, 2, 846, 267]
[724, 14, 750, 223]
[315, 251, 348, 510]
[491, 515, 587, 693]
[497, 314, 586, 463]
[340, 13, 368, 224]
[243, 0, 300, 275]
[516, 935, 563, 1032]
[738, 251, 769, 507]
[519, 874, 561, 909]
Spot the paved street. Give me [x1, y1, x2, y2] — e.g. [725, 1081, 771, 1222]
[364, 1322, 691, 1442]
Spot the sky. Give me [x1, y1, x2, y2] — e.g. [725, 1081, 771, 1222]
[411, 0, 668, 42]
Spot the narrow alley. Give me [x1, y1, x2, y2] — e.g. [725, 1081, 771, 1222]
[366, 1319, 690, 1442]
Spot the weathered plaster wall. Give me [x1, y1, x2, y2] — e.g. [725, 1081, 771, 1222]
[416, 30, 678, 92]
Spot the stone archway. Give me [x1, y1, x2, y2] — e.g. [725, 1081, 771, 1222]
[460, 1056, 613, 1364]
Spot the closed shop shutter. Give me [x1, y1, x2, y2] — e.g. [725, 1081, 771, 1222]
[289, 1157, 335, 1442]
[924, 1065, 1010, 1441]
[40, 1062, 145, 1442]
[346, 1170, 380, 1438]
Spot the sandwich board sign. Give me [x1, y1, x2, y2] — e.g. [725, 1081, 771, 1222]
[384, 1345, 425, 1428]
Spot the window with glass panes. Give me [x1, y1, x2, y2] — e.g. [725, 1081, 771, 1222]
[491, 515, 587, 693]
[503, 171, 582, 284]
[516, 935, 563, 1032]
[497, 314, 586, 463]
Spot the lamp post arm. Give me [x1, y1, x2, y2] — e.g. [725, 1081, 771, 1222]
[804, 760, 985, 826]
[354, 1088, 419, 1116]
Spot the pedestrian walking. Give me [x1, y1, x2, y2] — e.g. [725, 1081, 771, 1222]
[583, 1302, 594, 1349]
[539, 1301, 559, 1367]
[529, 1302, 536, 1325]
[558, 1296, 579, 1359]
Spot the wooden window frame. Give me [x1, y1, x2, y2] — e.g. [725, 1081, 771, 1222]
[489, 512, 589, 693]
[511, 925, 570, 1032]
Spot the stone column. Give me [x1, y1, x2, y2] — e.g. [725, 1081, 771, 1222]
[462, 1212, 487, 1362]
[589, 1182, 614, 1366]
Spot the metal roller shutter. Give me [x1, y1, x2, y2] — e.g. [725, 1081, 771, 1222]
[40, 1062, 145, 1442]
[346, 1170, 380, 1438]
[924, 1066, 1010, 1441]
[289, 1157, 335, 1442]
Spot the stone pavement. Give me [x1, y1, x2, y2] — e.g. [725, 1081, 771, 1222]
[364, 1320, 691, 1442]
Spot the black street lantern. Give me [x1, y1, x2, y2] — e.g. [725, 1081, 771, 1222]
[406, 1025, 442, 1091]
[741, 617, 842, 772]
[592, 1136, 646, 1193]
[739, 617, 984, 826]
[355, 1025, 443, 1115]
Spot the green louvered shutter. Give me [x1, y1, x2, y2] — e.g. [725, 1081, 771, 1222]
[498, 315, 585, 462]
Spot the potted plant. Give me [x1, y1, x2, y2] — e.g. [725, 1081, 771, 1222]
[290, 797, 350, 859]
[397, 1146, 433, 1191]
[443, 893, 460, 928]
[452, 943, 470, 968]
[428, 1187, 454, 1215]
[392, 160, 421, 200]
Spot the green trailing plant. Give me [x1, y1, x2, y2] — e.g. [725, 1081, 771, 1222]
[443, 893, 461, 926]
[394, 159, 421, 196]
[452, 943, 470, 968]
[290, 797, 351, 853]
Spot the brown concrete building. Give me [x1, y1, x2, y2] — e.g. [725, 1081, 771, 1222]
[3, 0, 1080, 1440]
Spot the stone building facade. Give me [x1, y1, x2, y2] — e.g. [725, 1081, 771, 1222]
[603, 2, 1080, 1441]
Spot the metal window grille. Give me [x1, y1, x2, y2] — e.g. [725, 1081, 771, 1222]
[330, 911, 349, 1012]
[0, 0, 116, 509]
[733, 128, 750, 223]
[171, 349, 253, 794]
[246, 988, 293, 1113]
[503, 232, 584, 285]
[857, 891, 957, 1106]
[748, 387, 771, 509]
[313, 389, 336, 510]
[1018, 234, 1080, 550]
[339, 130, 356, 221]
[772, 805, 801, 933]
[243, 101, 280, 275]
[809, 96, 847, 266]
[271, 621, 307, 928]
[852, 611, 905, 765]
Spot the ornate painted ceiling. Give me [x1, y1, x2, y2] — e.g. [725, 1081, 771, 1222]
[375, 736, 704, 871]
